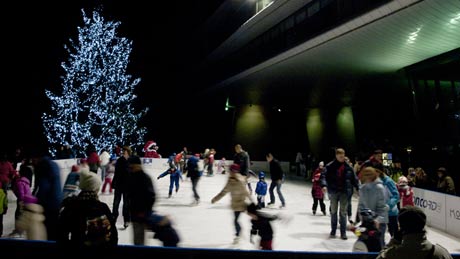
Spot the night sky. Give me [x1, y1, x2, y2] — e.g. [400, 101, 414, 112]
[2, 0, 225, 155]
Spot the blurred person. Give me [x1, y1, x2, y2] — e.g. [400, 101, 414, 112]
[62, 165, 81, 199]
[407, 167, 416, 187]
[217, 157, 227, 174]
[101, 155, 117, 194]
[0, 182, 7, 237]
[311, 161, 326, 216]
[112, 146, 132, 229]
[0, 151, 16, 191]
[357, 167, 389, 250]
[435, 167, 456, 195]
[320, 148, 356, 240]
[99, 148, 111, 182]
[376, 206, 452, 259]
[57, 169, 118, 248]
[233, 144, 252, 193]
[414, 167, 434, 190]
[86, 145, 101, 174]
[397, 176, 414, 207]
[211, 163, 253, 244]
[266, 153, 286, 209]
[186, 154, 202, 205]
[31, 151, 63, 241]
[344, 156, 359, 223]
[15, 195, 46, 240]
[389, 160, 403, 183]
[247, 202, 282, 250]
[376, 166, 400, 242]
[127, 156, 156, 245]
[295, 152, 305, 176]
[9, 165, 36, 237]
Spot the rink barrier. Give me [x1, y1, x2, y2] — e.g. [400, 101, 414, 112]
[0, 239, 459, 259]
[413, 187, 460, 239]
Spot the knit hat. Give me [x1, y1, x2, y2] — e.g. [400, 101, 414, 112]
[398, 205, 426, 234]
[79, 170, 102, 192]
[319, 161, 324, 167]
[230, 164, 240, 173]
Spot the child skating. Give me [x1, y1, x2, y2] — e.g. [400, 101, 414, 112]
[157, 164, 183, 198]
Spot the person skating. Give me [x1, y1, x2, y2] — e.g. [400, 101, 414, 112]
[311, 161, 326, 216]
[157, 163, 183, 198]
[211, 163, 254, 244]
[266, 153, 286, 209]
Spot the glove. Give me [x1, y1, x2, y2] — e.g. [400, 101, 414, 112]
[157, 176, 160, 180]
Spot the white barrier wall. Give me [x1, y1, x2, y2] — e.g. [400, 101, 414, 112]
[413, 187, 460, 238]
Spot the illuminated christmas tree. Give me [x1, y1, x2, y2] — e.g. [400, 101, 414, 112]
[42, 8, 148, 157]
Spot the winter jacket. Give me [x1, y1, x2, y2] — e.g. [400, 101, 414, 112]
[398, 185, 414, 207]
[234, 151, 250, 176]
[320, 160, 357, 194]
[12, 176, 33, 203]
[212, 173, 252, 212]
[57, 192, 118, 248]
[376, 231, 453, 259]
[63, 171, 80, 198]
[380, 175, 400, 217]
[186, 156, 201, 179]
[312, 168, 324, 199]
[255, 180, 267, 196]
[251, 211, 278, 241]
[127, 166, 156, 221]
[268, 158, 284, 182]
[436, 175, 456, 195]
[358, 178, 389, 224]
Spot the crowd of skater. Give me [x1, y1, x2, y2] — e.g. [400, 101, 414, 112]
[0, 142, 456, 258]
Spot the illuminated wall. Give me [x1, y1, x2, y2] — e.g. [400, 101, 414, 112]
[234, 105, 269, 159]
[336, 106, 356, 152]
[306, 108, 324, 156]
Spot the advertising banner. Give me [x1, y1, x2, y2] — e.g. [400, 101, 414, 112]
[445, 194, 460, 238]
[413, 187, 446, 232]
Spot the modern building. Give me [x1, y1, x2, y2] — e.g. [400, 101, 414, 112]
[183, 0, 459, 170]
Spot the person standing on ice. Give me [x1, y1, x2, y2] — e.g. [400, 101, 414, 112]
[211, 163, 254, 244]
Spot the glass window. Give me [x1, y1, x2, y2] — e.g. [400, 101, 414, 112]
[295, 9, 307, 24]
[308, 1, 320, 17]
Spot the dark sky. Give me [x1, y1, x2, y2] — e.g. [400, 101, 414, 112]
[2, 0, 225, 154]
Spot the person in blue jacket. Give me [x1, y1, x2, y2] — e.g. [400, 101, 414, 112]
[157, 163, 183, 198]
[255, 171, 268, 209]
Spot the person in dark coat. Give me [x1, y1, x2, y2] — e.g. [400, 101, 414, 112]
[57, 169, 118, 249]
[266, 153, 286, 208]
[186, 154, 202, 205]
[31, 152, 63, 241]
[320, 148, 357, 240]
[112, 146, 132, 228]
[376, 206, 453, 259]
[126, 155, 156, 245]
[247, 202, 283, 250]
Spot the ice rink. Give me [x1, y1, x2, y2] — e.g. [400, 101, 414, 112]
[3, 164, 460, 253]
